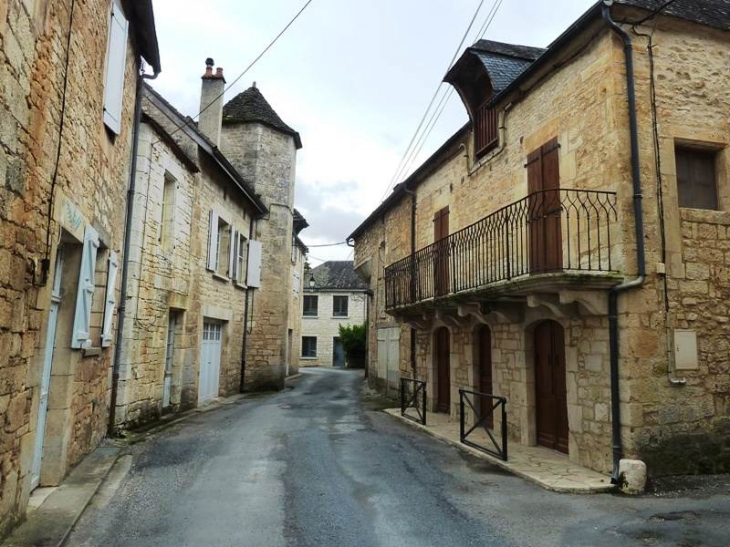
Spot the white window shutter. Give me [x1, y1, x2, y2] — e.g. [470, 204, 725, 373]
[207, 211, 219, 271]
[247, 240, 263, 288]
[101, 251, 119, 348]
[103, 0, 129, 134]
[72, 226, 100, 349]
[228, 227, 237, 279]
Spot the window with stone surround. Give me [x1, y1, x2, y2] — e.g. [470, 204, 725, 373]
[303, 295, 318, 316]
[676, 146, 719, 210]
[235, 232, 248, 284]
[301, 336, 317, 358]
[160, 173, 176, 252]
[333, 295, 348, 317]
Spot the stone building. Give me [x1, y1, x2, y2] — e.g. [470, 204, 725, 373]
[288, 212, 309, 376]
[110, 79, 269, 428]
[350, 0, 730, 480]
[0, 0, 159, 535]
[219, 82, 304, 391]
[300, 261, 368, 368]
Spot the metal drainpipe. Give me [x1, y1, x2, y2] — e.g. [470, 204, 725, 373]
[603, 2, 647, 483]
[403, 185, 417, 378]
[109, 68, 159, 435]
[239, 219, 256, 392]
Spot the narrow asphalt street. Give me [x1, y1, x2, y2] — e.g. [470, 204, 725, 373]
[66, 368, 729, 547]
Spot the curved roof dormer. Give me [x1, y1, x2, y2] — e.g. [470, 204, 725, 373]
[444, 39, 545, 121]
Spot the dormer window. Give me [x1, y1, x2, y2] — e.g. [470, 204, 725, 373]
[444, 40, 545, 160]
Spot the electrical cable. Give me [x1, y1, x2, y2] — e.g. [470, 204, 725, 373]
[379, 0, 490, 203]
[154, 0, 314, 143]
[42, 0, 76, 284]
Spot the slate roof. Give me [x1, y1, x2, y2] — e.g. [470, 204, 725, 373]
[617, 0, 730, 31]
[222, 86, 302, 149]
[311, 261, 368, 291]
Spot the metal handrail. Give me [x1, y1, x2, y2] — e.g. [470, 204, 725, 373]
[459, 389, 508, 461]
[400, 378, 427, 425]
[384, 188, 618, 309]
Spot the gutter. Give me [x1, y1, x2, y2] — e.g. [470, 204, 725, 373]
[602, 1, 647, 483]
[109, 67, 159, 435]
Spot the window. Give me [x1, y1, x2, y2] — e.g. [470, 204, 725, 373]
[302, 336, 317, 358]
[235, 232, 248, 284]
[474, 103, 499, 157]
[303, 295, 318, 316]
[207, 212, 234, 277]
[676, 147, 719, 210]
[101, 251, 119, 348]
[103, 0, 128, 134]
[333, 296, 348, 317]
[160, 174, 176, 251]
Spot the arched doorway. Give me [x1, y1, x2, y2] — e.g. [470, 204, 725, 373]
[476, 325, 493, 428]
[534, 320, 569, 454]
[435, 327, 450, 413]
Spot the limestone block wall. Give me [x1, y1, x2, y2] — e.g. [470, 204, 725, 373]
[221, 123, 297, 391]
[287, 244, 305, 375]
[115, 123, 197, 427]
[299, 291, 367, 367]
[1, 0, 140, 535]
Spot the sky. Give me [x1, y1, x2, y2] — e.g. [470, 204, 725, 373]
[150, 0, 598, 265]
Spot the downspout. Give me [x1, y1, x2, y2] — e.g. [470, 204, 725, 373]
[109, 68, 159, 435]
[240, 219, 257, 392]
[603, 1, 647, 482]
[403, 185, 417, 378]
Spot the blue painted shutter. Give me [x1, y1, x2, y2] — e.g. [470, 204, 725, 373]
[247, 241, 262, 288]
[103, 0, 129, 134]
[101, 251, 119, 348]
[207, 211, 219, 271]
[72, 226, 100, 348]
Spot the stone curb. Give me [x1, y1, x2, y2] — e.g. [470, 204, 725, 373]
[384, 409, 615, 495]
[2, 445, 121, 547]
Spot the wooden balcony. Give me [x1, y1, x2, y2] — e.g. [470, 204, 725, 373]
[384, 189, 622, 313]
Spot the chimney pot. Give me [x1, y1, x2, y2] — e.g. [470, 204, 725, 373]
[216, 67, 224, 78]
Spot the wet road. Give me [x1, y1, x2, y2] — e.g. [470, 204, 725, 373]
[67, 368, 730, 546]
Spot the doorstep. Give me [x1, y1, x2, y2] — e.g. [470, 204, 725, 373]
[384, 408, 614, 494]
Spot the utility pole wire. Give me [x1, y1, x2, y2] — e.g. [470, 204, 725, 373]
[155, 0, 314, 143]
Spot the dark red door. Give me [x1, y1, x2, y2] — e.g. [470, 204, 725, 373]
[527, 138, 562, 273]
[435, 327, 450, 413]
[433, 206, 450, 296]
[477, 325, 493, 428]
[534, 321, 569, 454]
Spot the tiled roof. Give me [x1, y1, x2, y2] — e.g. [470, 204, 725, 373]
[617, 0, 730, 31]
[468, 40, 545, 92]
[222, 86, 302, 148]
[311, 261, 368, 290]
[471, 40, 545, 61]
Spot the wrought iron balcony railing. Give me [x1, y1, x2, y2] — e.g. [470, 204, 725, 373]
[384, 188, 618, 310]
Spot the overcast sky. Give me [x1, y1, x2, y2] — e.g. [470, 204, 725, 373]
[151, 0, 597, 265]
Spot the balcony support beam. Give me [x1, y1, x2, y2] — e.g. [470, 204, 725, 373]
[526, 294, 572, 319]
[559, 289, 608, 316]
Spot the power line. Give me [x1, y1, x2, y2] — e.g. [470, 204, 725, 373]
[157, 0, 314, 142]
[385, 0, 504, 190]
[304, 241, 349, 248]
[379, 0, 490, 202]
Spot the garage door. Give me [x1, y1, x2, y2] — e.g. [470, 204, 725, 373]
[199, 322, 222, 404]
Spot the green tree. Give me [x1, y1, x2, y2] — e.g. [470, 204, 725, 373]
[338, 323, 366, 368]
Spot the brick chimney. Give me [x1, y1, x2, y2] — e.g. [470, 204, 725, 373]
[199, 57, 226, 146]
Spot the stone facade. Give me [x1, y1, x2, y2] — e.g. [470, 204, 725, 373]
[300, 291, 367, 368]
[1, 0, 158, 536]
[287, 239, 307, 375]
[352, 5, 730, 477]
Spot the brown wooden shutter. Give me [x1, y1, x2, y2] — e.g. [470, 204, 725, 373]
[433, 206, 450, 241]
[526, 138, 562, 272]
[541, 138, 560, 191]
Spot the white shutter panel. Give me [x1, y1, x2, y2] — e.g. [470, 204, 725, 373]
[72, 226, 100, 349]
[206, 211, 219, 271]
[228, 227, 237, 279]
[102, 0, 129, 134]
[101, 251, 119, 348]
[246, 240, 263, 288]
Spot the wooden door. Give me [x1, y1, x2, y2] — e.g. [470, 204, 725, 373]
[534, 321, 569, 454]
[433, 206, 450, 296]
[477, 325, 493, 428]
[527, 138, 562, 273]
[435, 327, 450, 413]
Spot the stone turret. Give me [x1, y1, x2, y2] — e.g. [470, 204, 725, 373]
[220, 84, 301, 391]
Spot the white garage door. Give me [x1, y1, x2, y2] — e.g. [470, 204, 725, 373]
[199, 322, 222, 404]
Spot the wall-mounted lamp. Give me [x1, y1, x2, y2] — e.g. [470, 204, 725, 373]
[308, 274, 316, 290]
